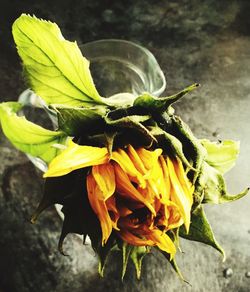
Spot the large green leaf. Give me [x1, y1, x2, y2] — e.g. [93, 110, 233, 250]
[12, 14, 103, 106]
[201, 139, 240, 174]
[133, 83, 200, 113]
[0, 102, 67, 163]
[179, 205, 225, 259]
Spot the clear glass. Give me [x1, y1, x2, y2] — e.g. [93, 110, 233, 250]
[80, 39, 166, 98]
[18, 39, 166, 172]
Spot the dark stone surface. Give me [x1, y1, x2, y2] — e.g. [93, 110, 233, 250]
[0, 1, 250, 291]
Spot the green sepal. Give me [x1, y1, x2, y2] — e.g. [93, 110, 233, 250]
[171, 116, 207, 181]
[53, 105, 107, 136]
[121, 242, 133, 280]
[130, 246, 149, 279]
[13, 14, 103, 106]
[158, 249, 187, 283]
[0, 101, 67, 163]
[30, 171, 79, 223]
[201, 139, 240, 174]
[149, 126, 195, 171]
[105, 114, 156, 147]
[96, 235, 118, 277]
[179, 205, 225, 260]
[196, 161, 249, 204]
[133, 83, 200, 113]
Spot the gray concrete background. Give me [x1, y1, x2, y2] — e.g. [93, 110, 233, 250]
[0, 1, 250, 291]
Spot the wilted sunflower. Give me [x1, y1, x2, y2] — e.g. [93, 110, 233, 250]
[43, 140, 194, 258]
[0, 14, 248, 280]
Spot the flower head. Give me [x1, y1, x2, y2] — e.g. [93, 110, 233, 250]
[44, 140, 194, 259]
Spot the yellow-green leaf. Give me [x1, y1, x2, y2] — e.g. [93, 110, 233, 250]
[195, 161, 249, 204]
[201, 139, 240, 174]
[0, 102, 67, 163]
[12, 14, 103, 106]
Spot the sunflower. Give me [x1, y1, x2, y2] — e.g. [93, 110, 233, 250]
[44, 140, 193, 259]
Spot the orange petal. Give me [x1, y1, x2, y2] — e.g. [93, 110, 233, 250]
[92, 163, 115, 200]
[106, 196, 120, 230]
[114, 163, 156, 216]
[44, 139, 108, 177]
[118, 229, 154, 246]
[86, 173, 112, 245]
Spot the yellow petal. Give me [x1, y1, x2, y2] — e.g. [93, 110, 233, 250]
[159, 156, 171, 202]
[136, 148, 162, 170]
[112, 148, 146, 188]
[86, 173, 112, 245]
[114, 163, 156, 216]
[92, 163, 115, 200]
[147, 229, 176, 259]
[44, 139, 108, 177]
[173, 157, 194, 205]
[167, 156, 192, 232]
[127, 144, 147, 174]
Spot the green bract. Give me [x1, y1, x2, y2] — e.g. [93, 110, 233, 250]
[0, 14, 248, 281]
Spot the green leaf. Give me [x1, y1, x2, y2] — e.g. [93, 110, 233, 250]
[12, 14, 103, 107]
[195, 161, 249, 204]
[53, 105, 107, 136]
[201, 139, 240, 174]
[0, 102, 67, 163]
[133, 83, 200, 113]
[130, 246, 148, 279]
[179, 205, 225, 259]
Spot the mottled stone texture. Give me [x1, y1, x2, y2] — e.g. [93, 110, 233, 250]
[0, 1, 250, 291]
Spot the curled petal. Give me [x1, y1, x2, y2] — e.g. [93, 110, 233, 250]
[127, 144, 147, 174]
[106, 196, 120, 230]
[159, 156, 171, 202]
[112, 148, 146, 188]
[147, 229, 176, 259]
[118, 229, 155, 246]
[173, 157, 194, 205]
[167, 157, 192, 232]
[44, 140, 108, 177]
[136, 148, 162, 170]
[86, 173, 112, 245]
[114, 163, 156, 216]
[92, 163, 115, 200]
